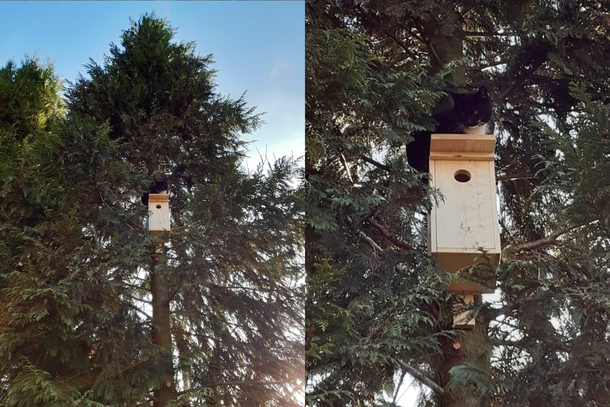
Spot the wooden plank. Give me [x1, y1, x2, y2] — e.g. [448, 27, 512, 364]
[432, 160, 498, 251]
[429, 152, 494, 161]
[430, 134, 495, 153]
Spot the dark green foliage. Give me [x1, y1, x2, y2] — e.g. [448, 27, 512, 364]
[0, 57, 66, 237]
[0, 57, 65, 143]
[66, 14, 256, 182]
[1, 13, 303, 407]
[307, 0, 610, 406]
[306, 3, 454, 406]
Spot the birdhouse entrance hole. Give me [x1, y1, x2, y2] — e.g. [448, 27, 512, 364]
[454, 169, 471, 182]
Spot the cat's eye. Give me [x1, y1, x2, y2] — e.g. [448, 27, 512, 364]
[474, 110, 479, 114]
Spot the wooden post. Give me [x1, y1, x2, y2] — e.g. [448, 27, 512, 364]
[147, 193, 176, 406]
[453, 294, 475, 329]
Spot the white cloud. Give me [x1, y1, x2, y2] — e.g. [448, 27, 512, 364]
[269, 61, 288, 81]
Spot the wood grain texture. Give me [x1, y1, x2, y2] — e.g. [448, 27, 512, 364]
[428, 134, 501, 294]
[430, 133, 496, 153]
[148, 193, 171, 236]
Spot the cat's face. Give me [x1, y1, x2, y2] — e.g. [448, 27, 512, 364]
[450, 87, 493, 134]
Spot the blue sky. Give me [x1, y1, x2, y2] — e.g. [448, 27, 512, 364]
[0, 1, 304, 171]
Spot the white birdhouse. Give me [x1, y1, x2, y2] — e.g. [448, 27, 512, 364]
[148, 193, 170, 239]
[428, 134, 501, 294]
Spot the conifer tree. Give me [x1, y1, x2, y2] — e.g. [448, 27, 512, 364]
[0, 14, 303, 407]
[306, 1, 610, 406]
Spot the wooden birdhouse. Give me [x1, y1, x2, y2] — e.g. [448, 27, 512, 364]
[428, 134, 501, 294]
[148, 193, 170, 240]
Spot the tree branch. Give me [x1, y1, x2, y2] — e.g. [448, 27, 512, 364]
[359, 231, 384, 253]
[120, 281, 149, 291]
[177, 380, 296, 397]
[126, 302, 152, 320]
[396, 359, 445, 396]
[500, 57, 547, 100]
[340, 152, 354, 184]
[463, 31, 514, 37]
[507, 222, 594, 252]
[91, 225, 100, 250]
[382, 29, 417, 60]
[410, 21, 440, 64]
[124, 293, 152, 305]
[360, 154, 391, 172]
[393, 370, 407, 403]
[369, 219, 411, 250]
[162, 288, 180, 307]
[496, 173, 536, 182]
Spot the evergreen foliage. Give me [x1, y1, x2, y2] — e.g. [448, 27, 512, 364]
[306, 3, 453, 406]
[306, 0, 610, 406]
[0, 14, 303, 407]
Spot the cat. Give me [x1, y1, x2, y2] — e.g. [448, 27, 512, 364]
[407, 86, 494, 174]
[141, 180, 169, 205]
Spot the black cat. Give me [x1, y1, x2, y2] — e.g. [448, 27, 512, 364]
[141, 180, 169, 206]
[407, 86, 494, 174]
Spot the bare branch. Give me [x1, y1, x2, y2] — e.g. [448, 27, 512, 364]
[126, 303, 152, 320]
[507, 221, 595, 252]
[123, 293, 152, 305]
[171, 328, 219, 343]
[393, 370, 407, 403]
[496, 173, 536, 182]
[359, 231, 384, 253]
[91, 225, 100, 250]
[340, 152, 354, 184]
[163, 288, 180, 307]
[369, 219, 411, 250]
[409, 21, 440, 64]
[177, 381, 296, 397]
[487, 293, 540, 320]
[463, 31, 515, 37]
[170, 224, 189, 232]
[382, 29, 418, 60]
[360, 154, 391, 172]
[120, 281, 149, 291]
[396, 359, 445, 396]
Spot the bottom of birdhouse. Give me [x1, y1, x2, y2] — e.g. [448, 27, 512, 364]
[433, 250, 499, 294]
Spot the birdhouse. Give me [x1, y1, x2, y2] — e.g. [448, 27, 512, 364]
[428, 134, 501, 294]
[148, 193, 170, 239]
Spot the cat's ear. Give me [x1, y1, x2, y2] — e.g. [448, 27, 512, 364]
[477, 86, 489, 99]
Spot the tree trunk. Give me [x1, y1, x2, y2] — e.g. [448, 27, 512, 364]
[437, 305, 489, 407]
[427, 14, 466, 111]
[151, 242, 177, 407]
